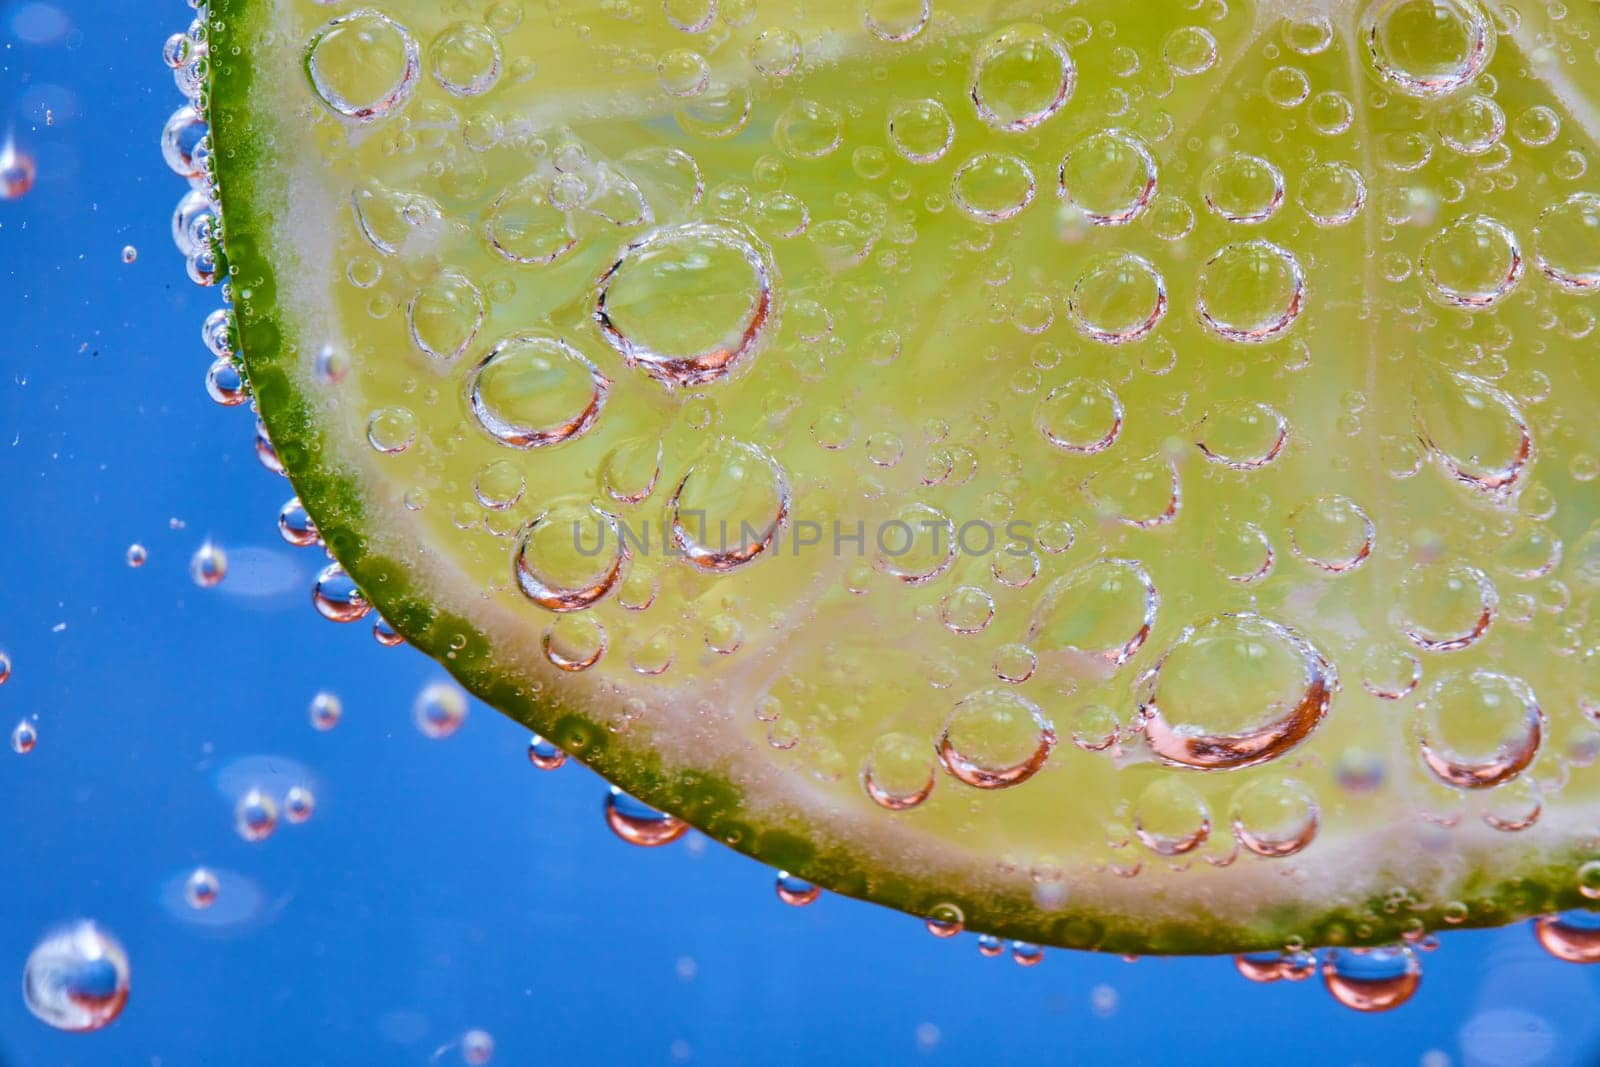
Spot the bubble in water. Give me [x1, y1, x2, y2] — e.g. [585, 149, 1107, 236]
[1360, 0, 1492, 98]
[189, 539, 227, 588]
[428, 21, 501, 97]
[1362, 647, 1422, 700]
[1069, 253, 1166, 344]
[1308, 91, 1355, 136]
[596, 223, 774, 388]
[1196, 240, 1305, 344]
[284, 785, 315, 824]
[676, 85, 753, 139]
[235, 788, 279, 842]
[1513, 105, 1561, 147]
[22, 923, 130, 1032]
[414, 681, 468, 739]
[952, 153, 1036, 223]
[542, 614, 608, 672]
[663, 0, 716, 33]
[1230, 777, 1319, 857]
[1298, 161, 1367, 226]
[1209, 522, 1275, 584]
[1202, 154, 1285, 224]
[160, 106, 208, 181]
[474, 461, 525, 512]
[514, 501, 630, 610]
[1534, 911, 1600, 964]
[669, 439, 790, 571]
[1397, 562, 1495, 652]
[1012, 942, 1045, 966]
[1197, 401, 1288, 470]
[1029, 559, 1158, 668]
[467, 336, 611, 449]
[749, 29, 802, 77]
[1322, 945, 1421, 1012]
[185, 868, 219, 910]
[601, 438, 663, 504]
[1438, 94, 1504, 154]
[305, 9, 420, 121]
[887, 98, 954, 164]
[1413, 369, 1531, 496]
[528, 735, 568, 771]
[121, 245, 137, 265]
[941, 586, 995, 635]
[977, 935, 1005, 958]
[1533, 193, 1600, 292]
[775, 97, 843, 158]
[925, 903, 965, 938]
[604, 786, 688, 846]
[864, 0, 931, 42]
[1058, 130, 1158, 226]
[313, 562, 371, 623]
[970, 24, 1075, 132]
[484, 176, 577, 265]
[309, 691, 342, 731]
[658, 49, 710, 97]
[367, 407, 417, 454]
[408, 270, 485, 363]
[1137, 613, 1335, 771]
[462, 1028, 496, 1065]
[1034, 379, 1124, 455]
[862, 732, 937, 810]
[1264, 66, 1310, 108]
[1134, 778, 1211, 856]
[1236, 950, 1316, 983]
[1164, 26, 1218, 76]
[775, 872, 820, 906]
[1287, 494, 1375, 573]
[12, 718, 37, 754]
[125, 543, 147, 568]
[1415, 669, 1542, 789]
[937, 689, 1056, 789]
[1421, 215, 1522, 308]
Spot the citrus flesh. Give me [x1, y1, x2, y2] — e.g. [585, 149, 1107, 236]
[203, 0, 1600, 954]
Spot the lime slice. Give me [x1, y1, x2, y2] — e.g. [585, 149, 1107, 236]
[192, 0, 1600, 958]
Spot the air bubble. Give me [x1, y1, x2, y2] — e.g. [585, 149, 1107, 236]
[1197, 241, 1304, 343]
[305, 9, 420, 121]
[1137, 613, 1335, 771]
[669, 440, 790, 572]
[1030, 559, 1158, 668]
[1360, 0, 1492, 99]
[1058, 130, 1158, 226]
[1533, 193, 1600, 292]
[1322, 946, 1421, 1012]
[596, 223, 774, 388]
[22, 923, 130, 1032]
[887, 99, 954, 164]
[1287, 494, 1374, 573]
[468, 336, 610, 449]
[1422, 215, 1522, 308]
[952, 153, 1035, 223]
[1416, 669, 1542, 789]
[1202, 154, 1285, 224]
[937, 689, 1056, 789]
[1298, 162, 1367, 226]
[1034, 379, 1124, 455]
[514, 501, 629, 611]
[971, 24, 1075, 132]
[1069, 253, 1166, 344]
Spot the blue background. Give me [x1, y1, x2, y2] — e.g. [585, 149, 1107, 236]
[2, 2, 1599, 1064]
